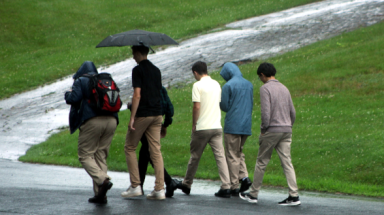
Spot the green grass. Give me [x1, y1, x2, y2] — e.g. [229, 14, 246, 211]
[20, 21, 384, 197]
[0, 0, 320, 99]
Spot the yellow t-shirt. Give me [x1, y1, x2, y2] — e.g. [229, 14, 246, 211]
[192, 76, 222, 131]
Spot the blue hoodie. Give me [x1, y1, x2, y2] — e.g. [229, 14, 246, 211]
[65, 61, 119, 134]
[220, 62, 253, 135]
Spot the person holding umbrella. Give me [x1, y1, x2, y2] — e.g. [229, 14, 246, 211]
[121, 44, 166, 200]
[96, 30, 179, 200]
[125, 86, 182, 198]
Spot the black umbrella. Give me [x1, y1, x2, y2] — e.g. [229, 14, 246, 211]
[96, 29, 178, 49]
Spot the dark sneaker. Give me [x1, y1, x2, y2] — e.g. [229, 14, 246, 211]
[231, 188, 240, 197]
[165, 179, 181, 198]
[239, 192, 258, 203]
[88, 196, 107, 204]
[179, 183, 191, 195]
[239, 177, 252, 192]
[278, 196, 301, 206]
[214, 189, 231, 198]
[98, 179, 113, 198]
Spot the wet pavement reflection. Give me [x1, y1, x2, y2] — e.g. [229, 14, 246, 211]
[1, 160, 383, 214]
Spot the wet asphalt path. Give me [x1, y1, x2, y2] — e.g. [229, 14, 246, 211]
[1, 160, 384, 215]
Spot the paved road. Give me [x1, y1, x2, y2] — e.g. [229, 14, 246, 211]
[1, 160, 383, 215]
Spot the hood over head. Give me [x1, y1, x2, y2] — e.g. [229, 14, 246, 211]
[220, 62, 242, 82]
[72, 61, 98, 80]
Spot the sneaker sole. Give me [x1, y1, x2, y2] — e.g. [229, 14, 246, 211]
[239, 194, 257, 203]
[279, 201, 301, 206]
[121, 192, 143, 198]
[239, 194, 249, 201]
[146, 196, 166, 200]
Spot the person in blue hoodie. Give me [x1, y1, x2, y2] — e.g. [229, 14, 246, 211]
[220, 62, 253, 197]
[65, 61, 119, 204]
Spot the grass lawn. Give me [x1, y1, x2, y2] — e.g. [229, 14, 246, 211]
[0, 0, 320, 99]
[19, 21, 384, 197]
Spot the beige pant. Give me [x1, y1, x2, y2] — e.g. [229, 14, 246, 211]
[224, 133, 249, 190]
[183, 129, 230, 190]
[124, 116, 164, 191]
[78, 116, 117, 196]
[250, 132, 299, 197]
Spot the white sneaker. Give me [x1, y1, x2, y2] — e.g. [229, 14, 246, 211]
[146, 189, 166, 200]
[121, 185, 143, 198]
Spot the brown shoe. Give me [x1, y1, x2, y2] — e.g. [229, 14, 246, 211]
[98, 179, 113, 198]
[179, 183, 191, 195]
[88, 196, 107, 204]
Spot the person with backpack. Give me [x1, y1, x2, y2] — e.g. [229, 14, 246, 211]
[65, 61, 120, 204]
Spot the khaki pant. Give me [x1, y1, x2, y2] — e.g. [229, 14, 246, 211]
[183, 129, 230, 190]
[78, 116, 117, 196]
[224, 133, 249, 190]
[250, 132, 299, 197]
[124, 116, 164, 191]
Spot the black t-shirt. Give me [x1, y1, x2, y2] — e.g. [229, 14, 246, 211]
[132, 59, 162, 117]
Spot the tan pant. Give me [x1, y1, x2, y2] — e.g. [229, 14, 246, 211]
[250, 132, 298, 197]
[78, 116, 117, 196]
[224, 133, 249, 190]
[183, 129, 230, 190]
[124, 116, 164, 191]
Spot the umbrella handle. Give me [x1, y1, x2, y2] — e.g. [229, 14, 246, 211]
[149, 46, 155, 53]
[139, 41, 155, 53]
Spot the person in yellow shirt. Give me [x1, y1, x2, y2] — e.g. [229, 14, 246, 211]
[178, 61, 231, 198]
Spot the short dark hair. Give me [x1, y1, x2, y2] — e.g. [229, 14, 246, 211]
[192, 61, 208, 75]
[257, 62, 276, 77]
[131, 45, 149, 56]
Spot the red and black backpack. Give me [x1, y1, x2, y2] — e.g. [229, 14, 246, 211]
[84, 73, 122, 113]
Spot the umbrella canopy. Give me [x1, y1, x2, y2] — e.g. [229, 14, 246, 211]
[96, 29, 178, 48]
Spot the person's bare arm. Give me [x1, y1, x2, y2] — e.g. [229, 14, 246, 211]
[129, 87, 141, 130]
[192, 102, 200, 132]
